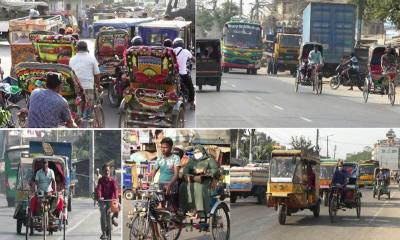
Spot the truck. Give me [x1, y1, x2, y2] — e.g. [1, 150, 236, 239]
[302, 2, 356, 77]
[229, 164, 269, 204]
[272, 27, 301, 75]
[221, 16, 263, 75]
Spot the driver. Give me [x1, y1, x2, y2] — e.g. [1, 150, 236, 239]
[332, 161, 348, 203]
[381, 46, 397, 74]
[342, 52, 359, 90]
[308, 45, 323, 73]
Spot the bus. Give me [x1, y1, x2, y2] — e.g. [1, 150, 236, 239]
[221, 17, 263, 75]
[4, 145, 29, 207]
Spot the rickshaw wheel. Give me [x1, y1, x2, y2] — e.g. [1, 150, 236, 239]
[355, 195, 361, 218]
[388, 81, 395, 106]
[172, 107, 185, 128]
[328, 196, 337, 223]
[363, 80, 370, 103]
[43, 211, 48, 240]
[108, 84, 120, 107]
[323, 192, 329, 206]
[277, 204, 287, 225]
[25, 209, 31, 240]
[118, 111, 129, 128]
[211, 204, 230, 240]
[314, 75, 319, 95]
[313, 203, 320, 217]
[93, 106, 105, 128]
[295, 71, 300, 93]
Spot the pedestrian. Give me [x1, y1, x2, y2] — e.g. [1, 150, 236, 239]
[69, 40, 101, 124]
[27, 72, 77, 128]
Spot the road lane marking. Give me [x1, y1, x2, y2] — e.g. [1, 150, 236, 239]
[223, 81, 228, 84]
[231, 84, 236, 88]
[255, 96, 263, 101]
[300, 116, 312, 122]
[57, 208, 97, 240]
[368, 191, 396, 224]
[274, 105, 284, 111]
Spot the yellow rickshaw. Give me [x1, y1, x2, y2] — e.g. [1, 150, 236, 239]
[320, 159, 337, 206]
[267, 150, 320, 225]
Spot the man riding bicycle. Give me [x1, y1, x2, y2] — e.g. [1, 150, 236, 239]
[96, 164, 119, 239]
[308, 45, 323, 72]
[331, 161, 348, 203]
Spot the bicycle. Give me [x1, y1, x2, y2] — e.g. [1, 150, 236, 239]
[98, 198, 119, 240]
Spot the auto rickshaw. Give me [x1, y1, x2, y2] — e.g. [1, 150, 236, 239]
[266, 150, 320, 225]
[13, 152, 33, 235]
[328, 162, 361, 223]
[372, 167, 391, 200]
[295, 42, 323, 95]
[119, 46, 185, 128]
[14, 62, 105, 128]
[363, 44, 396, 105]
[196, 39, 222, 92]
[95, 27, 130, 106]
[319, 159, 336, 206]
[25, 157, 69, 239]
[359, 161, 377, 188]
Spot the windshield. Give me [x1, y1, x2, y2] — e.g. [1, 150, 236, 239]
[360, 166, 374, 175]
[224, 23, 262, 49]
[139, 28, 179, 46]
[6, 149, 28, 170]
[320, 165, 335, 179]
[344, 165, 358, 178]
[270, 157, 296, 179]
[280, 35, 301, 48]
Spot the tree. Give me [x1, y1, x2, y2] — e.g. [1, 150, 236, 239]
[290, 136, 315, 153]
[346, 148, 372, 163]
[352, 0, 400, 28]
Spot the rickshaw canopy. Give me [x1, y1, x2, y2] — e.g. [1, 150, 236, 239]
[137, 20, 192, 46]
[299, 42, 323, 61]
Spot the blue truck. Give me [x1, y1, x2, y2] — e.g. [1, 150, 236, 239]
[303, 2, 356, 77]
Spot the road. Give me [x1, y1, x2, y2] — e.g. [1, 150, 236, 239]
[231, 185, 400, 240]
[123, 197, 219, 240]
[0, 195, 121, 240]
[196, 68, 400, 127]
[0, 40, 195, 128]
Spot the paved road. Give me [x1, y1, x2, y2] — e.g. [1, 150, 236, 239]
[196, 68, 400, 127]
[0, 196, 121, 240]
[231, 186, 400, 240]
[0, 40, 195, 128]
[123, 197, 224, 240]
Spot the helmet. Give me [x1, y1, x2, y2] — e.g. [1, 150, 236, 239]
[163, 38, 173, 48]
[172, 38, 184, 48]
[131, 36, 143, 46]
[76, 40, 88, 52]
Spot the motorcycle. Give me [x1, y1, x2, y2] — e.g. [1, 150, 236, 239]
[330, 63, 364, 91]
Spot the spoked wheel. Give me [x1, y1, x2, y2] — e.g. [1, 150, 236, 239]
[363, 79, 370, 103]
[130, 215, 152, 240]
[329, 196, 338, 223]
[330, 76, 341, 90]
[277, 204, 287, 225]
[295, 70, 300, 93]
[314, 74, 320, 95]
[323, 192, 329, 207]
[159, 218, 182, 240]
[318, 76, 323, 94]
[118, 110, 130, 128]
[93, 105, 105, 128]
[25, 209, 31, 240]
[107, 213, 112, 240]
[312, 202, 320, 217]
[108, 83, 120, 107]
[61, 208, 67, 240]
[172, 107, 185, 128]
[211, 204, 230, 240]
[388, 81, 395, 106]
[355, 195, 361, 218]
[43, 211, 48, 240]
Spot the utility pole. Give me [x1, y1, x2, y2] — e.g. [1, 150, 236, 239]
[326, 136, 329, 158]
[355, 0, 365, 48]
[89, 131, 94, 196]
[249, 129, 255, 163]
[240, 0, 243, 16]
[255, 0, 259, 21]
[334, 145, 337, 159]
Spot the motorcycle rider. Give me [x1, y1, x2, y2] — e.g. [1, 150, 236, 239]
[341, 52, 359, 90]
[172, 38, 195, 110]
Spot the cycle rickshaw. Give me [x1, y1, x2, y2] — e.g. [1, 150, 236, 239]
[372, 167, 391, 200]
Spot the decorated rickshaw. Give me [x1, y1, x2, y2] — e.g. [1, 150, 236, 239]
[119, 46, 185, 128]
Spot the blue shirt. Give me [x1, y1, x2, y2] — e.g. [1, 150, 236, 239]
[308, 50, 322, 65]
[332, 168, 348, 185]
[28, 89, 71, 128]
[155, 154, 180, 183]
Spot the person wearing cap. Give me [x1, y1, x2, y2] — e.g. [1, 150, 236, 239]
[69, 40, 101, 123]
[27, 73, 76, 128]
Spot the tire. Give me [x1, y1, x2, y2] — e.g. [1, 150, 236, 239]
[318, 76, 323, 94]
[277, 204, 287, 225]
[329, 196, 337, 223]
[295, 71, 300, 93]
[108, 83, 119, 107]
[211, 204, 230, 240]
[93, 105, 105, 128]
[216, 85, 221, 92]
[43, 211, 48, 240]
[17, 218, 22, 234]
[198, 85, 202, 91]
[230, 194, 237, 204]
[172, 108, 185, 128]
[118, 110, 129, 128]
[253, 69, 258, 75]
[246, 69, 250, 74]
[130, 215, 151, 240]
[388, 81, 395, 106]
[314, 75, 319, 95]
[313, 202, 320, 217]
[356, 195, 361, 218]
[363, 79, 370, 103]
[25, 209, 30, 240]
[256, 190, 266, 205]
[68, 196, 72, 212]
[323, 192, 329, 207]
[330, 76, 341, 90]
[124, 190, 134, 200]
[107, 213, 112, 240]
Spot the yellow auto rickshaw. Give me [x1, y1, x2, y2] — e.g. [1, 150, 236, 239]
[267, 150, 320, 225]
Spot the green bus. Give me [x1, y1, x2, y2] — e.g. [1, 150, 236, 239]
[4, 145, 29, 207]
[221, 16, 263, 75]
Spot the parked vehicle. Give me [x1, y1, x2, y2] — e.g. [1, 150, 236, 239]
[196, 39, 222, 92]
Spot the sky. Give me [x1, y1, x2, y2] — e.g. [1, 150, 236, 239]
[258, 128, 400, 159]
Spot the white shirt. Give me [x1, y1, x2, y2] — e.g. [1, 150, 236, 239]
[69, 52, 100, 90]
[35, 168, 55, 192]
[173, 47, 192, 75]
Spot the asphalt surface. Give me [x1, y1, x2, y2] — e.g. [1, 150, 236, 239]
[196, 68, 400, 128]
[0, 195, 121, 240]
[0, 40, 195, 128]
[231, 185, 400, 240]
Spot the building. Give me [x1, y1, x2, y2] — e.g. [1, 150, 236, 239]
[372, 129, 400, 170]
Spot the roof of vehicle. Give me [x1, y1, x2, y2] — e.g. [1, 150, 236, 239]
[301, 42, 323, 47]
[196, 39, 221, 43]
[94, 17, 155, 26]
[271, 149, 319, 163]
[6, 145, 29, 151]
[138, 20, 192, 29]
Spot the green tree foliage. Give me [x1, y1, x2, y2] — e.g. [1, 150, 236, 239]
[346, 149, 372, 163]
[290, 136, 316, 153]
[352, 0, 400, 28]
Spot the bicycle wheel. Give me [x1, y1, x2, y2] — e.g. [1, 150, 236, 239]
[211, 204, 230, 240]
[363, 79, 370, 103]
[107, 213, 112, 240]
[159, 216, 182, 240]
[25, 208, 31, 240]
[388, 81, 395, 106]
[314, 74, 319, 95]
[318, 76, 323, 94]
[43, 211, 48, 240]
[295, 70, 300, 93]
[328, 195, 337, 223]
[93, 105, 105, 128]
[130, 215, 151, 240]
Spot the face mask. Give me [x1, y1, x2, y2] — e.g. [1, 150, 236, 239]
[338, 167, 343, 171]
[194, 152, 203, 160]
